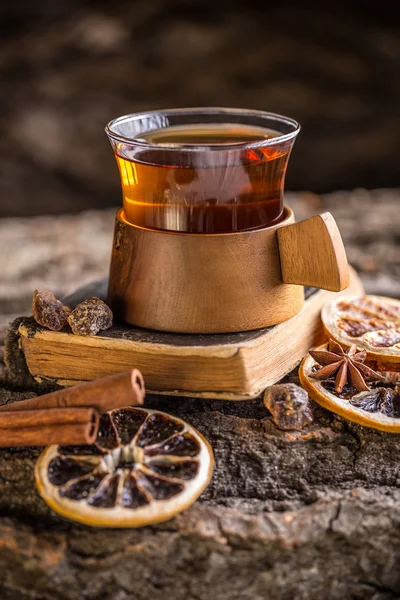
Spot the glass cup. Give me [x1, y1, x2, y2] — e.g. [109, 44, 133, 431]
[105, 108, 300, 234]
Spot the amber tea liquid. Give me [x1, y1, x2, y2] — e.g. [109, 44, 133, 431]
[115, 123, 292, 233]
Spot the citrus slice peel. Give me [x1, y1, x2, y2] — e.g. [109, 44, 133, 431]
[35, 407, 214, 527]
[321, 295, 400, 370]
[300, 343, 400, 433]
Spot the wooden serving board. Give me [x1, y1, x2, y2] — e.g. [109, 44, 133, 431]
[6, 267, 364, 400]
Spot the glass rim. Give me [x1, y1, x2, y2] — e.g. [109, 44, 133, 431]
[105, 107, 300, 152]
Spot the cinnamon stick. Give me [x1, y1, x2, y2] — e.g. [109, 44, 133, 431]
[0, 370, 145, 414]
[0, 407, 99, 447]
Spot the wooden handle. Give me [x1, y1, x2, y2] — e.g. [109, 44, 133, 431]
[277, 212, 349, 292]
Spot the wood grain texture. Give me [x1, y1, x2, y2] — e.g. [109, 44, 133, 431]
[277, 212, 350, 291]
[108, 206, 304, 333]
[1, 189, 399, 333]
[13, 268, 364, 400]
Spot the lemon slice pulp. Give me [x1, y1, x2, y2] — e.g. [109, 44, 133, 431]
[322, 295, 400, 370]
[36, 407, 214, 527]
[300, 343, 400, 433]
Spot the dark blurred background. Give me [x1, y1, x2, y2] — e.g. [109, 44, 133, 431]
[1, 0, 399, 217]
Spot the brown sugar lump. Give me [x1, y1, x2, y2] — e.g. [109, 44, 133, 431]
[32, 290, 71, 331]
[264, 383, 313, 430]
[67, 297, 113, 336]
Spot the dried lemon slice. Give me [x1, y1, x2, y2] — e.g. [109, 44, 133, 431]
[322, 295, 400, 371]
[299, 343, 400, 432]
[35, 408, 214, 527]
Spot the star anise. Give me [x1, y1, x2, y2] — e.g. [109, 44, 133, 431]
[310, 339, 382, 393]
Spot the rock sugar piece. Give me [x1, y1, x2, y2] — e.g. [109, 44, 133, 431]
[35, 407, 214, 528]
[300, 341, 400, 433]
[264, 383, 313, 430]
[67, 296, 113, 336]
[32, 290, 71, 331]
[322, 295, 400, 372]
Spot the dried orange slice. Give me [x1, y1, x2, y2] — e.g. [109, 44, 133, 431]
[322, 295, 400, 371]
[35, 408, 214, 527]
[299, 343, 400, 432]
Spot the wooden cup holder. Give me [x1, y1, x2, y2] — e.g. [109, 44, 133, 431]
[108, 206, 349, 334]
